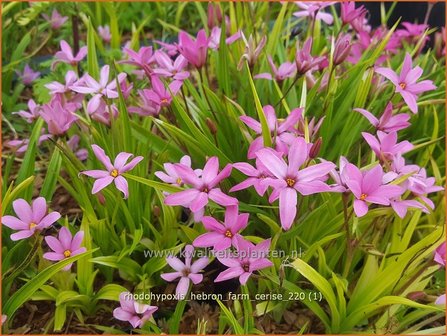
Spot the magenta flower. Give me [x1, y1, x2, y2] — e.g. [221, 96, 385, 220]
[295, 37, 325, 75]
[81, 145, 143, 199]
[389, 198, 428, 219]
[113, 292, 158, 329]
[155, 155, 201, 188]
[354, 102, 410, 133]
[144, 75, 182, 111]
[178, 29, 209, 68]
[98, 25, 111, 43]
[43, 227, 86, 270]
[53, 40, 87, 68]
[128, 89, 159, 117]
[333, 34, 352, 65]
[15, 64, 40, 86]
[241, 105, 302, 159]
[208, 27, 241, 50]
[70, 65, 127, 114]
[342, 163, 403, 217]
[161, 245, 209, 298]
[2, 197, 61, 241]
[362, 131, 413, 162]
[293, 2, 335, 25]
[154, 40, 178, 57]
[5, 129, 52, 154]
[45, 70, 79, 95]
[88, 99, 119, 125]
[40, 96, 79, 135]
[435, 242, 446, 266]
[121, 46, 155, 77]
[193, 205, 249, 251]
[254, 56, 296, 82]
[230, 158, 276, 196]
[164, 156, 237, 221]
[215, 236, 273, 285]
[325, 156, 349, 192]
[42, 9, 68, 29]
[256, 137, 335, 230]
[153, 51, 190, 81]
[375, 53, 437, 113]
[340, 2, 367, 26]
[13, 99, 41, 123]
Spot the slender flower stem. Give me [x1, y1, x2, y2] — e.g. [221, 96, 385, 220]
[198, 68, 217, 120]
[274, 74, 301, 108]
[181, 85, 191, 116]
[342, 194, 355, 278]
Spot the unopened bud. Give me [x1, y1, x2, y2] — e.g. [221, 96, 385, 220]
[97, 192, 106, 205]
[153, 205, 161, 217]
[309, 137, 322, 159]
[333, 34, 352, 66]
[407, 291, 427, 301]
[206, 117, 218, 135]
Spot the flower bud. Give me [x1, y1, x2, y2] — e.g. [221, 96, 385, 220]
[206, 117, 218, 135]
[309, 137, 322, 159]
[333, 35, 352, 66]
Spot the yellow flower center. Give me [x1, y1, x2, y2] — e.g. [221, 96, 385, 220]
[225, 230, 233, 238]
[29, 222, 37, 230]
[161, 98, 169, 105]
[360, 193, 367, 201]
[63, 250, 72, 258]
[399, 82, 406, 89]
[286, 178, 296, 187]
[176, 177, 182, 185]
[110, 169, 119, 177]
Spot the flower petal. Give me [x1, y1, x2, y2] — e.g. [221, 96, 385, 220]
[114, 176, 129, 199]
[279, 188, 297, 230]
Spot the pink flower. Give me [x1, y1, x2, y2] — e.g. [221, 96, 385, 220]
[389, 198, 428, 218]
[254, 56, 296, 82]
[70, 65, 127, 114]
[164, 156, 237, 221]
[154, 40, 178, 57]
[295, 37, 325, 75]
[435, 294, 446, 305]
[215, 236, 273, 285]
[207, 27, 241, 50]
[434, 242, 446, 266]
[15, 64, 40, 86]
[325, 156, 349, 192]
[161, 245, 209, 298]
[2, 197, 61, 241]
[53, 40, 87, 68]
[42, 9, 68, 29]
[45, 70, 79, 95]
[333, 34, 352, 65]
[342, 163, 403, 217]
[81, 145, 143, 199]
[43, 227, 86, 270]
[88, 99, 119, 125]
[362, 131, 413, 162]
[375, 53, 437, 113]
[143, 76, 182, 112]
[5, 129, 52, 154]
[293, 2, 335, 24]
[113, 292, 158, 328]
[40, 96, 79, 135]
[178, 29, 209, 68]
[193, 205, 249, 251]
[121, 46, 155, 77]
[230, 158, 275, 196]
[128, 89, 159, 116]
[98, 25, 111, 43]
[256, 137, 335, 230]
[12, 99, 41, 123]
[153, 50, 190, 81]
[155, 155, 201, 188]
[340, 2, 367, 26]
[354, 102, 410, 133]
[241, 105, 302, 159]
